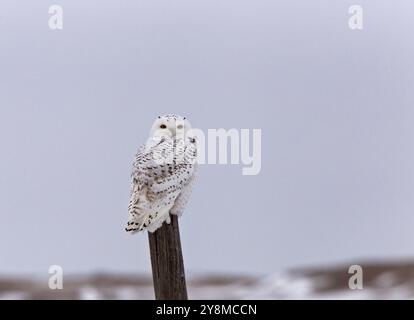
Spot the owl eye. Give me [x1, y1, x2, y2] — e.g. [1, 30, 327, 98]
[160, 124, 167, 129]
[177, 124, 183, 129]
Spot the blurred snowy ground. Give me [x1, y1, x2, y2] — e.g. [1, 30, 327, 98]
[1, 260, 414, 300]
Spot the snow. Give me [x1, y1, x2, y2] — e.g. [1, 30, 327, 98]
[2, 260, 414, 299]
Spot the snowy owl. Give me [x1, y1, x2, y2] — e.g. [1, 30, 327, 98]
[126, 114, 198, 233]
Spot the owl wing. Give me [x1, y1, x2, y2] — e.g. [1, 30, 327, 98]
[126, 137, 197, 233]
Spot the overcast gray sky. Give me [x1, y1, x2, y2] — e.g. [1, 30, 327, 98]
[1, 0, 414, 276]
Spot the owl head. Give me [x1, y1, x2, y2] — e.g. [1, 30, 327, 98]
[149, 114, 192, 139]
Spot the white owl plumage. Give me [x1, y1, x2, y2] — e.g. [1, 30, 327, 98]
[126, 114, 198, 233]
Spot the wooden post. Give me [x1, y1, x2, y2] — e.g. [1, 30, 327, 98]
[148, 215, 188, 300]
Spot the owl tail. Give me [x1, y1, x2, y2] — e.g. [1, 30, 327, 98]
[126, 203, 148, 233]
[125, 218, 144, 234]
[126, 184, 148, 234]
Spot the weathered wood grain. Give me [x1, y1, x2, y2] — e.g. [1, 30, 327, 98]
[148, 215, 188, 300]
